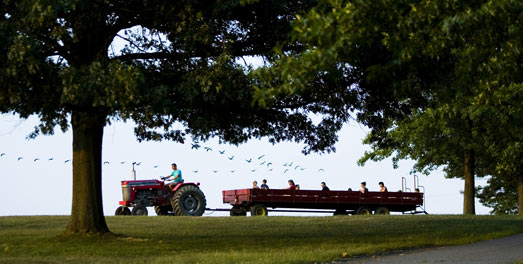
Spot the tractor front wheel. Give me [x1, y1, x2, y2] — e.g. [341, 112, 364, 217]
[115, 206, 131, 216]
[131, 206, 148, 216]
[171, 185, 206, 216]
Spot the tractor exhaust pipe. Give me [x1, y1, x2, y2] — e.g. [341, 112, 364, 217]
[132, 162, 137, 180]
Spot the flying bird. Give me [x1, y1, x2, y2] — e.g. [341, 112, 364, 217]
[218, 150, 225, 154]
[268, 168, 273, 171]
[204, 147, 213, 152]
[103, 161, 110, 165]
[294, 165, 300, 170]
[257, 155, 265, 160]
[251, 169, 256, 172]
[230, 170, 236, 173]
[17, 157, 23, 161]
[33, 158, 40, 162]
[64, 160, 71, 163]
[283, 162, 288, 166]
[300, 168, 305, 171]
[227, 155, 235, 160]
[191, 143, 201, 150]
[259, 161, 266, 165]
[318, 168, 325, 172]
[120, 161, 126, 164]
[213, 170, 218, 173]
[48, 158, 53, 161]
[246, 158, 252, 163]
[136, 162, 142, 166]
[284, 169, 289, 173]
[288, 162, 294, 167]
[192, 170, 198, 173]
[153, 165, 159, 168]
[0, 153, 5, 157]
[266, 162, 272, 167]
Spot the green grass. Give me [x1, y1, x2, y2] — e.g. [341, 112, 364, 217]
[0, 215, 522, 263]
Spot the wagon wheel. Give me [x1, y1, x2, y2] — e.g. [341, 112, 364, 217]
[355, 206, 372, 215]
[230, 206, 247, 216]
[333, 209, 347, 216]
[230, 209, 245, 216]
[375, 207, 390, 215]
[250, 204, 268, 216]
[131, 206, 148, 216]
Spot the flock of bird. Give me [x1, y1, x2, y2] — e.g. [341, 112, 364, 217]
[0, 148, 327, 175]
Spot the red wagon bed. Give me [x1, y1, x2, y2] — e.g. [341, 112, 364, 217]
[222, 188, 424, 216]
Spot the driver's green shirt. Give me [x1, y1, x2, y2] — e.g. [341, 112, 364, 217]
[170, 169, 183, 182]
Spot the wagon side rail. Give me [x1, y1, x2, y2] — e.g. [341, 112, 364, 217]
[222, 188, 424, 213]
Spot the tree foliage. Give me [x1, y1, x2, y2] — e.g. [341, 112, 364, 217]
[1, 0, 353, 152]
[477, 175, 519, 215]
[1, 0, 365, 233]
[256, 0, 523, 214]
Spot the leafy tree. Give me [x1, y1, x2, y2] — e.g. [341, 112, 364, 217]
[357, 0, 523, 215]
[1, 0, 361, 234]
[256, 0, 522, 214]
[477, 174, 519, 215]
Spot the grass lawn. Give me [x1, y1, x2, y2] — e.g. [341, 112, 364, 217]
[0, 215, 522, 263]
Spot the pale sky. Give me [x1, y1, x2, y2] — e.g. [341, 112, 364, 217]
[0, 114, 491, 216]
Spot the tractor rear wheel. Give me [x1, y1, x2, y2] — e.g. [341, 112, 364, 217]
[250, 204, 268, 216]
[171, 185, 206, 216]
[115, 206, 131, 216]
[155, 205, 170, 216]
[131, 206, 148, 216]
[355, 206, 372, 215]
[375, 207, 390, 215]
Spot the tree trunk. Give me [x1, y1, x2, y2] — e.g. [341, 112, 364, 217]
[463, 149, 476, 215]
[518, 173, 523, 216]
[64, 110, 110, 234]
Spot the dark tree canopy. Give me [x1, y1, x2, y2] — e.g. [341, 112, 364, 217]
[1, 0, 361, 233]
[255, 0, 523, 215]
[1, 0, 350, 153]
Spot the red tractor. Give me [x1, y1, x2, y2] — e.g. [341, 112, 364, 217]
[115, 178, 206, 216]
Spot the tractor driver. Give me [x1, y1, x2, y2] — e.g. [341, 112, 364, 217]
[165, 163, 183, 190]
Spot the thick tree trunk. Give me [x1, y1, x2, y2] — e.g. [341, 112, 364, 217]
[518, 173, 523, 216]
[463, 149, 476, 215]
[64, 110, 110, 234]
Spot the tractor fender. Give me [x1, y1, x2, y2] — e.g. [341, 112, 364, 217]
[172, 182, 200, 192]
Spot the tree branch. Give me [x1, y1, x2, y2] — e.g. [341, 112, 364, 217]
[110, 52, 183, 62]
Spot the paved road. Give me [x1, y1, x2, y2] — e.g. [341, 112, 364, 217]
[340, 233, 523, 264]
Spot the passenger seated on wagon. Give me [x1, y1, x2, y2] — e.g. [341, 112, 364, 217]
[261, 179, 269, 189]
[295, 184, 300, 190]
[253, 180, 260, 189]
[379, 182, 388, 192]
[287, 179, 296, 190]
[321, 182, 330, 191]
[360, 181, 368, 194]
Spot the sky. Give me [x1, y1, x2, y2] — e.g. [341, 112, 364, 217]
[0, 113, 491, 216]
